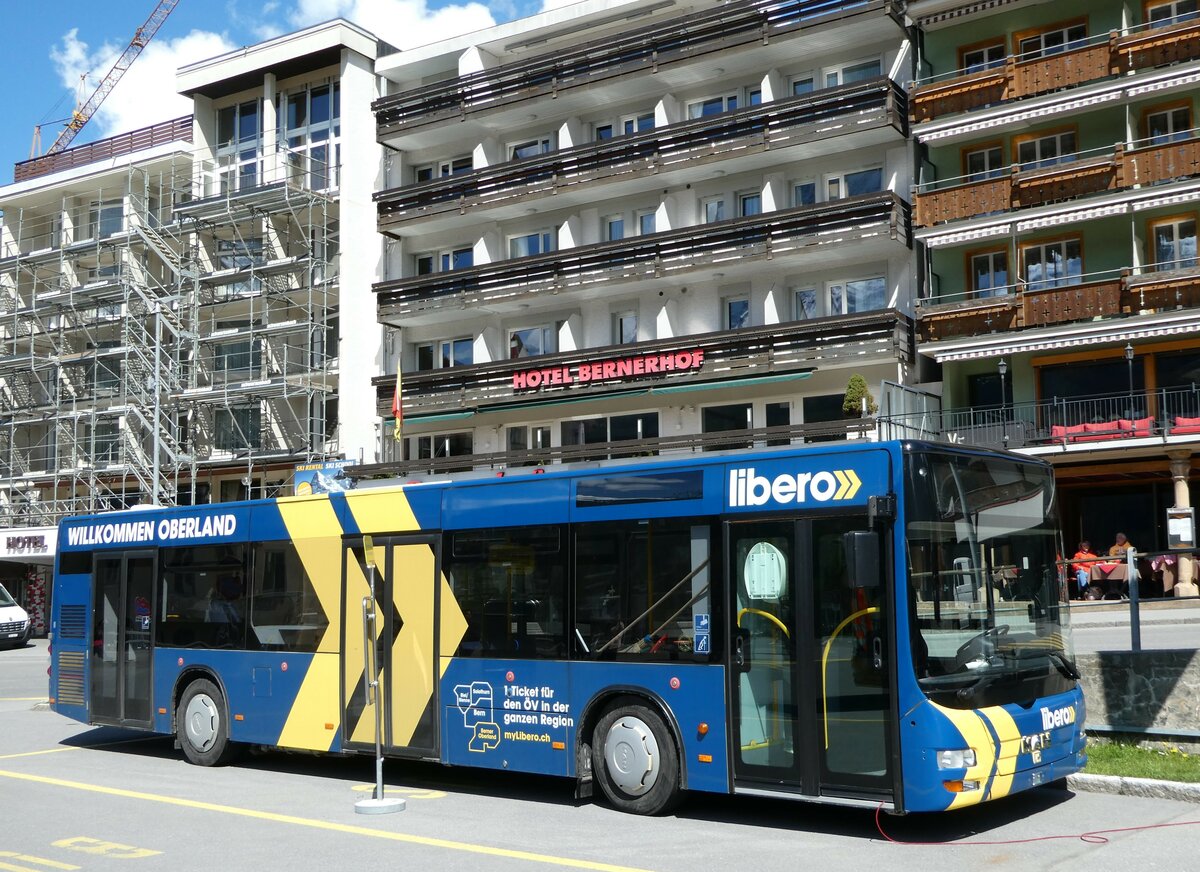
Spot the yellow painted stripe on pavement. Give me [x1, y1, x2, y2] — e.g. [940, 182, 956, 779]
[0, 748, 81, 761]
[0, 769, 652, 872]
[0, 852, 79, 870]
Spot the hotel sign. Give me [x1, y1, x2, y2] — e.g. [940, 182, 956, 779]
[513, 349, 705, 392]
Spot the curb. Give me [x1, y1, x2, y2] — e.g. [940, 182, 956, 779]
[1068, 772, 1200, 803]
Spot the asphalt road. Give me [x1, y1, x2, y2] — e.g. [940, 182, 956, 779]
[2, 639, 1199, 872]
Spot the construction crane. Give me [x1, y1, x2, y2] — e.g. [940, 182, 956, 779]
[43, 0, 181, 156]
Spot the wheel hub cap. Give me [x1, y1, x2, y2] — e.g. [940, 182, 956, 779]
[605, 716, 659, 795]
[185, 694, 219, 752]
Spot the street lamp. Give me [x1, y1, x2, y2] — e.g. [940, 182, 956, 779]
[1125, 342, 1135, 416]
[998, 358, 1009, 447]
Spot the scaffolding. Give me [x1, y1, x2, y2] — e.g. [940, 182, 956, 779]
[0, 132, 339, 526]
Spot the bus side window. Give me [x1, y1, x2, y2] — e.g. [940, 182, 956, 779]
[157, 544, 248, 650]
[248, 543, 329, 652]
[444, 526, 567, 660]
[574, 518, 715, 662]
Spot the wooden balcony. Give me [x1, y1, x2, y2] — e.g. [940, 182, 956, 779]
[375, 193, 910, 320]
[373, 0, 900, 139]
[915, 136, 1200, 227]
[376, 310, 913, 418]
[912, 21, 1200, 123]
[376, 78, 906, 232]
[918, 268, 1200, 342]
[13, 117, 193, 183]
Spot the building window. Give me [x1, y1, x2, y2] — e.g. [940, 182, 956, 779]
[792, 74, 815, 95]
[93, 345, 120, 392]
[725, 296, 750, 329]
[561, 417, 607, 447]
[507, 425, 551, 459]
[702, 196, 726, 224]
[1015, 129, 1077, 169]
[623, 112, 654, 135]
[637, 210, 656, 235]
[825, 58, 882, 88]
[1148, 0, 1199, 26]
[1150, 216, 1197, 271]
[738, 191, 762, 217]
[415, 343, 435, 371]
[828, 276, 886, 314]
[215, 405, 262, 451]
[441, 248, 474, 271]
[970, 249, 1009, 296]
[509, 325, 555, 358]
[509, 136, 553, 160]
[440, 337, 474, 368]
[967, 372, 1013, 410]
[216, 99, 261, 192]
[1022, 238, 1082, 289]
[214, 321, 261, 376]
[765, 401, 791, 446]
[94, 419, 120, 465]
[613, 311, 638, 344]
[508, 232, 554, 258]
[826, 167, 883, 200]
[802, 394, 847, 442]
[964, 145, 1005, 180]
[1017, 21, 1087, 59]
[411, 432, 473, 460]
[687, 94, 738, 118]
[414, 156, 471, 183]
[794, 180, 816, 206]
[87, 200, 124, 240]
[595, 123, 614, 141]
[605, 215, 624, 240]
[702, 403, 752, 450]
[961, 41, 1006, 73]
[794, 288, 818, 319]
[1145, 103, 1192, 144]
[281, 83, 340, 190]
[216, 238, 265, 296]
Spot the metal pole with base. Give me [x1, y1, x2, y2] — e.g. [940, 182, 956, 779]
[355, 535, 405, 815]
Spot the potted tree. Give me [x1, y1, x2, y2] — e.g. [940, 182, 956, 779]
[843, 375, 877, 438]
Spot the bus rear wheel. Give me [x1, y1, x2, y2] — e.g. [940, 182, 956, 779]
[177, 678, 239, 766]
[593, 704, 681, 815]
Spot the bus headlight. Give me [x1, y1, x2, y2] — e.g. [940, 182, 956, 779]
[936, 749, 977, 770]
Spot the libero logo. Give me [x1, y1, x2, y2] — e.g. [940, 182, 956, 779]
[728, 467, 863, 507]
[1040, 704, 1077, 731]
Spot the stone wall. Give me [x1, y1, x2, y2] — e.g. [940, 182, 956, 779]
[1077, 650, 1200, 752]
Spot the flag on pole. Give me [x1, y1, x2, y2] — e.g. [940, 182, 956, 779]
[392, 370, 403, 442]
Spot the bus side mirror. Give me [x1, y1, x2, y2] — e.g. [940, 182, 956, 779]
[844, 531, 880, 589]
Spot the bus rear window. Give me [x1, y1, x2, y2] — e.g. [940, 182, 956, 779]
[576, 471, 703, 507]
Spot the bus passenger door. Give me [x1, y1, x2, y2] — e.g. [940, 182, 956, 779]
[91, 551, 155, 728]
[342, 535, 440, 758]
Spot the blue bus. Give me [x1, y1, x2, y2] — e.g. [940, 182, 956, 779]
[49, 441, 1084, 815]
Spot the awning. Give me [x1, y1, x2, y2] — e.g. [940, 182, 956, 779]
[651, 371, 813, 394]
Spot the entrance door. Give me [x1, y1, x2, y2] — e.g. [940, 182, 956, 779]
[341, 535, 440, 757]
[729, 516, 894, 799]
[91, 552, 155, 727]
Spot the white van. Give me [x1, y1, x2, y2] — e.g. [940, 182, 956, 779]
[0, 582, 31, 649]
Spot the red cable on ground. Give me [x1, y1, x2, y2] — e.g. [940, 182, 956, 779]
[874, 802, 1200, 846]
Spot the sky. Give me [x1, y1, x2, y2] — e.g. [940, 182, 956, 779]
[1, 0, 576, 179]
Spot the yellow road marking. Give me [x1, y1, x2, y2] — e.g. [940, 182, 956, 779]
[0, 854, 79, 871]
[350, 784, 447, 799]
[0, 748, 81, 761]
[0, 769, 652, 872]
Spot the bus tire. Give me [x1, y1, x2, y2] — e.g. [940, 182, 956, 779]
[177, 678, 239, 766]
[592, 703, 681, 815]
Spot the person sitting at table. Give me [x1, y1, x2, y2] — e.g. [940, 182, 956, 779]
[1071, 540, 1098, 599]
[1108, 532, 1135, 557]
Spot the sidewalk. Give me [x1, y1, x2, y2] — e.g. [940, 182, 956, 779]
[1069, 598, 1200, 629]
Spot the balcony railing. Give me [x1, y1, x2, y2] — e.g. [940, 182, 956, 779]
[917, 266, 1200, 342]
[376, 192, 909, 318]
[376, 78, 906, 231]
[879, 385, 1200, 451]
[911, 19, 1200, 123]
[373, 0, 898, 137]
[14, 116, 193, 183]
[355, 418, 879, 478]
[915, 130, 1200, 227]
[376, 310, 912, 418]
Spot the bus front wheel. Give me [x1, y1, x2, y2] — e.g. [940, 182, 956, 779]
[176, 678, 239, 766]
[593, 704, 681, 815]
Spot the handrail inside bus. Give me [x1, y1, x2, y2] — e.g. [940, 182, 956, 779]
[821, 606, 880, 749]
[597, 557, 711, 653]
[736, 608, 790, 638]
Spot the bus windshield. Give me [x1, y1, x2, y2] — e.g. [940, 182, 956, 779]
[904, 449, 1077, 709]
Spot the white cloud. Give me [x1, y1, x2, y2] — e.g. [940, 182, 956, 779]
[288, 0, 497, 50]
[50, 28, 237, 141]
